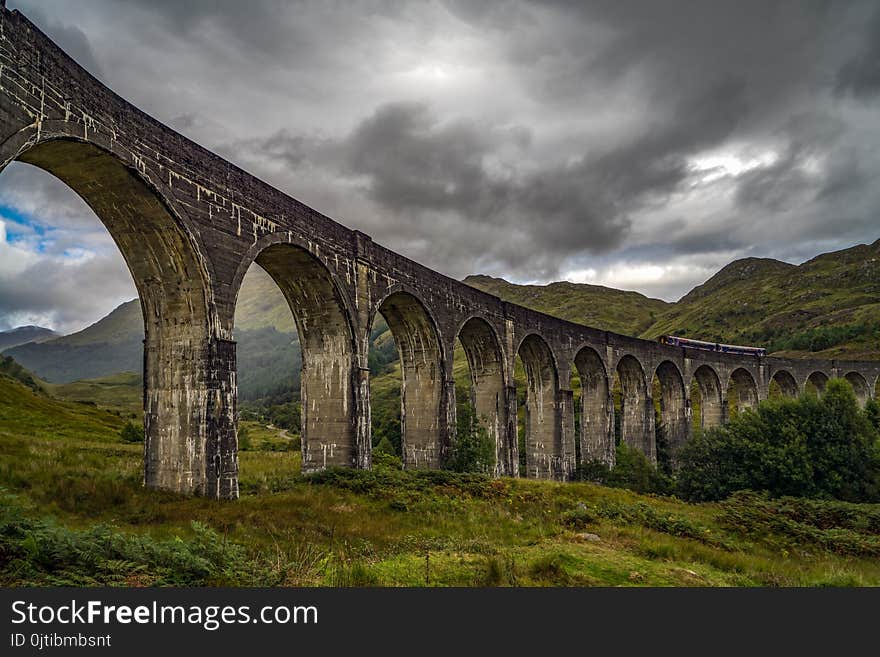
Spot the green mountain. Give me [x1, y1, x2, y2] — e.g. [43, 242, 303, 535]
[463, 275, 670, 336]
[0, 325, 59, 350]
[5, 301, 144, 383]
[463, 240, 880, 361]
[641, 239, 880, 360]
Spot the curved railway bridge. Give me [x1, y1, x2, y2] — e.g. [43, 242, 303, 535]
[1, 7, 877, 498]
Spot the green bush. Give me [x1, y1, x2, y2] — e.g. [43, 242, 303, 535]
[574, 443, 671, 495]
[676, 378, 880, 502]
[119, 421, 144, 443]
[238, 426, 252, 451]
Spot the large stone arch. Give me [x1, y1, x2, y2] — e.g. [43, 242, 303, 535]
[844, 371, 870, 406]
[654, 360, 688, 458]
[728, 367, 759, 413]
[806, 371, 829, 396]
[771, 369, 799, 398]
[573, 346, 613, 466]
[615, 354, 655, 463]
[373, 290, 445, 469]
[517, 333, 561, 479]
[692, 364, 724, 429]
[455, 316, 510, 475]
[234, 241, 360, 472]
[5, 136, 234, 498]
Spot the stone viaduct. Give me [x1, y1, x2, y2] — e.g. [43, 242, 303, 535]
[1, 6, 878, 499]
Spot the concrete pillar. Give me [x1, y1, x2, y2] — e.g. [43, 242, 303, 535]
[557, 388, 576, 480]
[144, 335, 238, 500]
[441, 375, 457, 467]
[505, 384, 520, 478]
[355, 365, 372, 469]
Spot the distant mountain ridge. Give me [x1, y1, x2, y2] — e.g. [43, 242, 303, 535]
[0, 325, 58, 350]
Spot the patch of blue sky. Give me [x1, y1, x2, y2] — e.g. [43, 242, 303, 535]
[1, 203, 53, 253]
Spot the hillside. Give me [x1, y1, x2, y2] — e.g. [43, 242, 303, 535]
[464, 275, 670, 335]
[642, 239, 880, 359]
[2, 372, 879, 587]
[463, 240, 880, 360]
[0, 325, 58, 350]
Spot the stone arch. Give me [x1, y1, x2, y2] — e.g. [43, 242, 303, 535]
[373, 291, 445, 469]
[615, 354, 654, 462]
[692, 364, 724, 429]
[573, 346, 613, 466]
[6, 136, 231, 497]
[653, 360, 688, 459]
[728, 367, 759, 415]
[806, 371, 829, 396]
[517, 333, 561, 479]
[234, 242, 360, 472]
[455, 316, 509, 475]
[771, 369, 799, 398]
[844, 371, 870, 406]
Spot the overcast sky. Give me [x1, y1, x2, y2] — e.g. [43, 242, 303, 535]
[1, 0, 879, 333]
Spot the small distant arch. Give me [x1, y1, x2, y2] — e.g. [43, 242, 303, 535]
[727, 368, 759, 416]
[373, 290, 446, 469]
[770, 370, 799, 398]
[614, 354, 654, 462]
[516, 333, 561, 480]
[691, 364, 724, 429]
[653, 360, 688, 463]
[805, 371, 829, 397]
[455, 316, 509, 475]
[844, 371, 870, 406]
[573, 346, 612, 466]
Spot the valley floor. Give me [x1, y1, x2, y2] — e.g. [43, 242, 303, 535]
[1, 375, 878, 587]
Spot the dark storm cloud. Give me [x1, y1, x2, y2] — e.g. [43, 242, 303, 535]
[230, 75, 748, 277]
[836, 8, 880, 99]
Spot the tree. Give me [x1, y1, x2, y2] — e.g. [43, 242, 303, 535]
[238, 426, 252, 451]
[120, 421, 144, 443]
[445, 398, 495, 474]
[676, 378, 880, 502]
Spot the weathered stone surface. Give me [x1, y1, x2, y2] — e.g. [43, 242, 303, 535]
[1, 7, 878, 498]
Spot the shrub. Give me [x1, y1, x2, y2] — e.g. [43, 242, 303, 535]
[676, 378, 880, 502]
[444, 399, 495, 474]
[119, 421, 144, 443]
[238, 426, 252, 451]
[574, 443, 671, 495]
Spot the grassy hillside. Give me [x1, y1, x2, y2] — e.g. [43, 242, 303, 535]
[1, 373, 879, 587]
[464, 275, 670, 335]
[43, 371, 143, 414]
[642, 239, 880, 359]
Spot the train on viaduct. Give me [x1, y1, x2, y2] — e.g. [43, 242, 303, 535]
[1, 6, 877, 499]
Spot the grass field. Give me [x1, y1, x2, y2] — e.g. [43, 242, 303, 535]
[1, 374, 879, 587]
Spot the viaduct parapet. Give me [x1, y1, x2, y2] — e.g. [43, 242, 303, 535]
[1, 8, 877, 498]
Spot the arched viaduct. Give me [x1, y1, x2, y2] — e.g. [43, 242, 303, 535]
[1, 7, 877, 499]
